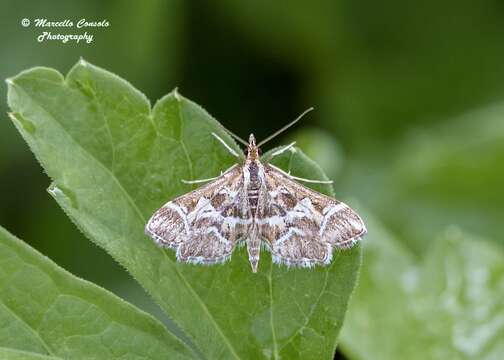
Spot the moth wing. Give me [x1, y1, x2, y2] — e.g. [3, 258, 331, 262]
[145, 165, 250, 264]
[259, 164, 366, 268]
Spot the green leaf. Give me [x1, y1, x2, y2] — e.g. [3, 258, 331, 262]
[6, 60, 362, 359]
[0, 347, 61, 360]
[339, 214, 504, 360]
[0, 226, 195, 359]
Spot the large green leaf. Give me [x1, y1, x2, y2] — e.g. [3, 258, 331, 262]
[0, 225, 194, 359]
[339, 214, 504, 360]
[6, 60, 362, 359]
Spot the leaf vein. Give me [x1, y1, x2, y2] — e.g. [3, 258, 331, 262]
[268, 262, 279, 359]
[279, 258, 336, 352]
[0, 301, 55, 356]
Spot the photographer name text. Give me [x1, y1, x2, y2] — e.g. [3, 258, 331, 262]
[22, 18, 110, 44]
[34, 18, 109, 28]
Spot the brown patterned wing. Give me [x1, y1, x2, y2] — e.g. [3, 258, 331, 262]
[259, 164, 366, 268]
[145, 165, 251, 264]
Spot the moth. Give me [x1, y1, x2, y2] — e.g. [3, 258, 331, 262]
[145, 108, 367, 272]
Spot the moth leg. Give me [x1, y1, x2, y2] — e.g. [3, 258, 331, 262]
[181, 176, 220, 184]
[268, 163, 333, 184]
[264, 142, 296, 162]
[211, 132, 240, 158]
[287, 175, 333, 184]
[181, 164, 239, 184]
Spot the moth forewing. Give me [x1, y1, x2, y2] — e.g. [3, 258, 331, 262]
[145, 164, 249, 264]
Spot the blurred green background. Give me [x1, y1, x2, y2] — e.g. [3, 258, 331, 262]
[1, 1, 503, 359]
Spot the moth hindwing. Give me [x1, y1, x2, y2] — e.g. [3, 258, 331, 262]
[145, 133, 366, 273]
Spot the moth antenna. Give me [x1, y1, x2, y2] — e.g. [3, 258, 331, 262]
[257, 107, 314, 147]
[220, 126, 249, 146]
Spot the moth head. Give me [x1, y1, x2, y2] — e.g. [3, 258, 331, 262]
[248, 134, 256, 147]
[246, 134, 261, 159]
